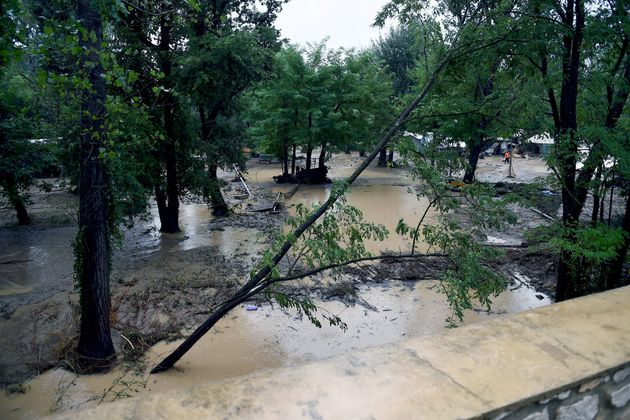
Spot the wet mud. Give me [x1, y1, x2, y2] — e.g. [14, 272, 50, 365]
[0, 278, 550, 419]
[0, 153, 558, 418]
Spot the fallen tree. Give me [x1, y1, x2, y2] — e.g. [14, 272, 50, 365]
[151, 22, 524, 373]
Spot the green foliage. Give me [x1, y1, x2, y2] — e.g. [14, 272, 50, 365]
[251, 192, 388, 330]
[285, 195, 388, 270]
[248, 44, 394, 161]
[396, 132, 516, 323]
[264, 291, 347, 331]
[426, 222, 506, 325]
[527, 222, 627, 294]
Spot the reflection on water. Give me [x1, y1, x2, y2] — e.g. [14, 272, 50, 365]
[0, 280, 550, 419]
[127, 203, 249, 257]
[0, 227, 75, 295]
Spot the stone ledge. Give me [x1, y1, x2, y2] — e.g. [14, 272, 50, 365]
[56, 286, 630, 419]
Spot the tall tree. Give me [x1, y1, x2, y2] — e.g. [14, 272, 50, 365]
[249, 45, 393, 180]
[181, 0, 284, 215]
[75, 0, 115, 367]
[0, 0, 34, 225]
[522, 0, 629, 299]
[115, 1, 188, 233]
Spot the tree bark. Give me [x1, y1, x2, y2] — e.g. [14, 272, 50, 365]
[76, 0, 115, 368]
[591, 165, 602, 223]
[318, 142, 327, 170]
[606, 192, 630, 289]
[554, 0, 585, 302]
[306, 113, 313, 170]
[156, 13, 180, 233]
[282, 142, 289, 176]
[199, 106, 229, 217]
[208, 164, 228, 216]
[463, 138, 484, 183]
[5, 180, 30, 225]
[305, 143, 312, 171]
[291, 144, 296, 174]
[378, 148, 387, 166]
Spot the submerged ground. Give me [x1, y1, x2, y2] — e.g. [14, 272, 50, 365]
[0, 153, 559, 418]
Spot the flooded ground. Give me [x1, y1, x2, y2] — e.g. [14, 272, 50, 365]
[0, 153, 556, 418]
[0, 278, 550, 419]
[286, 184, 436, 254]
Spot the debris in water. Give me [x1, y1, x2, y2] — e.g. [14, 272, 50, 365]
[245, 305, 258, 311]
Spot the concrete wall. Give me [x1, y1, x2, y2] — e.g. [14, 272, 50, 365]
[57, 286, 630, 419]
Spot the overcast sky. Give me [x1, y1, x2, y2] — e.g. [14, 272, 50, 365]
[275, 0, 391, 50]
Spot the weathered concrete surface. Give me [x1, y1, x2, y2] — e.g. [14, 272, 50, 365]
[56, 286, 630, 419]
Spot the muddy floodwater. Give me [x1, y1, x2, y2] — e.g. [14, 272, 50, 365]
[0, 153, 554, 419]
[0, 280, 549, 419]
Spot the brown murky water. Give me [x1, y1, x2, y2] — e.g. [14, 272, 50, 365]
[0, 279, 550, 419]
[0, 153, 552, 418]
[286, 184, 436, 254]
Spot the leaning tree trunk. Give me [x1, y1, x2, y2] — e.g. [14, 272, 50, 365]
[5, 180, 30, 225]
[151, 45, 451, 374]
[76, 0, 115, 369]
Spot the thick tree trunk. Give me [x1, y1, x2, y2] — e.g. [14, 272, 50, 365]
[282, 143, 289, 176]
[388, 148, 394, 164]
[160, 141, 180, 232]
[378, 148, 387, 166]
[554, 0, 585, 302]
[306, 144, 312, 171]
[76, 0, 114, 368]
[318, 143, 327, 170]
[463, 139, 484, 183]
[157, 14, 180, 233]
[199, 106, 229, 217]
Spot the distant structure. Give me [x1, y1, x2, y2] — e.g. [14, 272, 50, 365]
[403, 131, 432, 152]
[526, 133, 554, 156]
